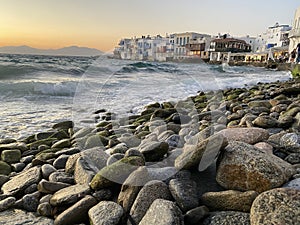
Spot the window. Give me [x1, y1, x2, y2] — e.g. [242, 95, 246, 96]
[187, 37, 190, 44]
[183, 37, 186, 45]
[176, 38, 179, 44]
[180, 37, 182, 46]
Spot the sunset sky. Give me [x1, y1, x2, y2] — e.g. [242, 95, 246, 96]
[0, 0, 299, 52]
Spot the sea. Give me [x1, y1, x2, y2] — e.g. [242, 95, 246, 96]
[0, 54, 292, 140]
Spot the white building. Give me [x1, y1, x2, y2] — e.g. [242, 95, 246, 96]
[173, 32, 210, 59]
[256, 23, 291, 53]
[237, 35, 257, 53]
[289, 6, 300, 53]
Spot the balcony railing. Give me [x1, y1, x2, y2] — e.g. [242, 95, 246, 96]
[289, 28, 300, 38]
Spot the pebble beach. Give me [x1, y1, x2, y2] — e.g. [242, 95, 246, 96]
[0, 76, 300, 225]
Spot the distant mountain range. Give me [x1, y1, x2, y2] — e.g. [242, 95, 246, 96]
[0, 45, 103, 56]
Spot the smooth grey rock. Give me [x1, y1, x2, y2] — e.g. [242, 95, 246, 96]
[20, 155, 34, 164]
[53, 155, 69, 169]
[24, 183, 38, 194]
[52, 139, 71, 149]
[129, 180, 172, 224]
[184, 206, 209, 225]
[54, 195, 97, 225]
[0, 197, 16, 212]
[106, 153, 124, 166]
[49, 172, 74, 184]
[250, 188, 300, 225]
[38, 179, 71, 194]
[41, 164, 57, 180]
[39, 194, 52, 204]
[139, 199, 184, 225]
[74, 155, 99, 185]
[50, 184, 90, 206]
[202, 211, 250, 225]
[148, 167, 178, 183]
[169, 178, 198, 212]
[11, 162, 26, 173]
[88, 201, 124, 225]
[1, 166, 41, 196]
[54, 147, 80, 157]
[118, 135, 141, 148]
[139, 141, 169, 162]
[0, 209, 54, 224]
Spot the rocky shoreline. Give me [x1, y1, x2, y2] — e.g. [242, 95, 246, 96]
[1, 78, 300, 225]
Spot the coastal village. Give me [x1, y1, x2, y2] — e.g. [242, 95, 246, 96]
[114, 6, 300, 69]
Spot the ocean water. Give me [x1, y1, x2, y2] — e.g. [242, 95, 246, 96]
[0, 54, 291, 139]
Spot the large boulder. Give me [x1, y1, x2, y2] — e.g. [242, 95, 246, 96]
[216, 141, 295, 193]
[175, 133, 227, 171]
[250, 188, 300, 225]
[139, 199, 184, 225]
[139, 141, 169, 162]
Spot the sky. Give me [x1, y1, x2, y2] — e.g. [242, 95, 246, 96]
[0, 0, 299, 52]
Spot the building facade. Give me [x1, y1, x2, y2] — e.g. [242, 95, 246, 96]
[289, 6, 300, 53]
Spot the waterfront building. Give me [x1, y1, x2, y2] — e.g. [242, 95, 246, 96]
[173, 32, 210, 60]
[289, 6, 300, 53]
[185, 36, 212, 61]
[256, 23, 291, 53]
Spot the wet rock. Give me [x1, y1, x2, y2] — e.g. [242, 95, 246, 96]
[52, 120, 74, 130]
[53, 155, 69, 169]
[0, 142, 27, 152]
[175, 133, 227, 171]
[11, 162, 26, 173]
[41, 164, 57, 179]
[201, 190, 258, 212]
[1, 150, 21, 163]
[54, 195, 97, 225]
[250, 188, 300, 225]
[0, 161, 11, 175]
[50, 184, 90, 206]
[218, 127, 269, 144]
[202, 211, 250, 225]
[0, 197, 16, 212]
[92, 189, 112, 201]
[129, 180, 172, 224]
[49, 171, 74, 184]
[169, 178, 198, 212]
[139, 199, 184, 225]
[139, 141, 169, 162]
[38, 179, 71, 194]
[216, 141, 295, 193]
[1, 166, 41, 196]
[52, 139, 71, 149]
[90, 156, 144, 190]
[88, 201, 124, 225]
[0, 209, 54, 224]
[184, 206, 209, 225]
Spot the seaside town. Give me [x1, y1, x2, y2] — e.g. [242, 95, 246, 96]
[114, 6, 300, 69]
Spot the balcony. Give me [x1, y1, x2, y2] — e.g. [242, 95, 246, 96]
[289, 28, 300, 38]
